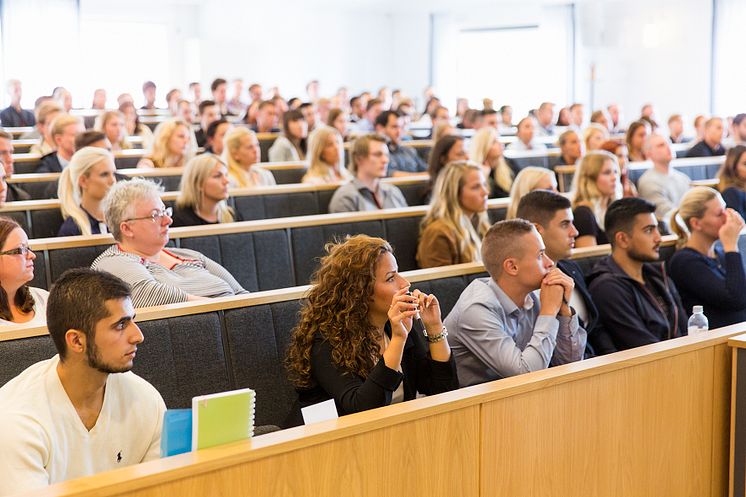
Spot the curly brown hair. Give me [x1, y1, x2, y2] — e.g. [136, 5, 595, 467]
[285, 235, 392, 389]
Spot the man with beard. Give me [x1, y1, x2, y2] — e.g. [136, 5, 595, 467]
[0, 269, 165, 495]
[588, 198, 687, 351]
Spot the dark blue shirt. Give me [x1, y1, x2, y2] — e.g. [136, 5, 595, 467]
[57, 208, 107, 237]
[722, 187, 746, 220]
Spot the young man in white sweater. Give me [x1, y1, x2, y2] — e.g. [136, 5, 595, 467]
[0, 268, 166, 496]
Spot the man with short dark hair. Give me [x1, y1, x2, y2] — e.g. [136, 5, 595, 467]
[349, 96, 364, 122]
[203, 118, 231, 156]
[479, 108, 499, 129]
[0, 268, 165, 495]
[569, 102, 584, 132]
[374, 110, 426, 176]
[686, 117, 726, 157]
[141, 81, 157, 110]
[731, 114, 746, 147]
[251, 101, 280, 133]
[211, 78, 231, 116]
[667, 114, 689, 144]
[1, 79, 35, 127]
[0, 130, 31, 201]
[328, 134, 407, 213]
[75, 130, 110, 151]
[299, 102, 318, 133]
[517, 190, 613, 355]
[445, 219, 586, 387]
[588, 198, 687, 351]
[195, 100, 219, 148]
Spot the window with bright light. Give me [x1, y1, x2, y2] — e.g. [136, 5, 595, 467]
[713, 0, 746, 115]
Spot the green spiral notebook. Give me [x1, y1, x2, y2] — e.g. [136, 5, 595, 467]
[191, 388, 256, 451]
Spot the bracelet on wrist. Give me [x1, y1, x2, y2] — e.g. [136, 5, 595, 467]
[424, 325, 448, 343]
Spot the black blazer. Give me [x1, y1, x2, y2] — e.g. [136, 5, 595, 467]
[557, 259, 615, 356]
[35, 153, 62, 173]
[284, 321, 458, 428]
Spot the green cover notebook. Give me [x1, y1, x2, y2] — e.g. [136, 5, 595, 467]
[191, 388, 256, 451]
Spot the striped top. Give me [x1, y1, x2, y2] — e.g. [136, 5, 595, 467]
[91, 245, 248, 308]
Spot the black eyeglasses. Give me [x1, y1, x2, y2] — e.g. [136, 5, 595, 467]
[0, 245, 33, 256]
[124, 207, 173, 223]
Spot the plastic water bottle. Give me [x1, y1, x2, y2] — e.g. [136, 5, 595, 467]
[687, 306, 709, 335]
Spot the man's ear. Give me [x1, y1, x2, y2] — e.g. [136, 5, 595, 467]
[64, 329, 87, 356]
[614, 230, 630, 250]
[503, 256, 519, 276]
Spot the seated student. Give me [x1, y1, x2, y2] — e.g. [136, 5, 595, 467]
[625, 120, 648, 163]
[590, 109, 610, 130]
[284, 235, 457, 427]
[0, 218, 47, 326]
[249, 100, 280, 133]
[94, 111, 130, 152]
[422, 134, 468, 202]
[328, 134, 407, 213]
[600, 139, 637, 198]
[29, 101, 63, 156]
[582, 123, 610, 152]
[548, 129, 582, 170]
[668, 187, 746, 329]
[505, 117, 546, 151]
[637, 134, 690, 224]
[91, 178, 248, 308]
[268, 109, 308, 162]
[432, 120, 456, 144]
[327, 107, 349, 140]
[571, 150, 621, 248]
[686, 117, 726, 157]
[587, 198, 687, 350]
[375, 110, 427, 176]
[717, 145, 746, 219]
[137, 119, 193, 169]
[517, 190, 614, 355]
[0, 268, 166, 494]
[119, 101, 154, 150]
[302, 125, 351, 185]
[444, 219, 586, 387]
[0, 131, 30, 202]
[469, 126, 513, 198]
[417, 161, 490, 268]
[299, 102, 318, 134]
[202, 118, 231, 156]
[355, 98, 383, 133]
[57, 147, 117, 237]
[171, 155, 241, 227]
[668, 114, 690, 144]
[36, 114, 85, 173]
[505, 166, 558, 219]
[223, 127, 275, 188]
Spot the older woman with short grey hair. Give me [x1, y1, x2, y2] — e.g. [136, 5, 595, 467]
[91, 178, 248, 308]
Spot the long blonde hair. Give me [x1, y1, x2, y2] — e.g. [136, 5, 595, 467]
[148, 119, 193, 168]
[177, 154, 236, 223]
[94, 111, 131, 151]
[506, 167, 557, 219]
[303, 125, 352, 183]
[223, 127, 259, 188]
[469, 127, 513, 193]
[58, 147, 116, 236]
[571, 150, 621, 229]
[582, 123, 610, 151]
[669, 186, 720, 248]
[421, 161, 491, 262]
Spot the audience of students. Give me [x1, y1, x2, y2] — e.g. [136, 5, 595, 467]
[223, 127, 276, 188]
[284, 234, 457, 426]
[468, 127, 513, 198]
[668, 186, 746, 329]
[171, 154, 240, 227]
[57, 147, 117, 237]
[717, 145, 746, 219]
[268, 110, 308, 162]
[444, 219, 587, 386]
[328, 134, 407, 213]
[588, 198, 687, 351]
[0, 268, 165, 493]
[302, 125, 350, 185]
[417, 161, 490, 268]
[571, 150, 621, 248]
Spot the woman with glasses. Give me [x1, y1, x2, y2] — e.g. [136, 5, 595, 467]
[171, 155, 241, 227]
[57, 147, 117, 237]
[91, 178, 248, 308]
[0, 217, 47, 325]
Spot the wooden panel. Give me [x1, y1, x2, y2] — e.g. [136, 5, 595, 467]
[712, 343, 731, 497]
[481, 347, 716, 496]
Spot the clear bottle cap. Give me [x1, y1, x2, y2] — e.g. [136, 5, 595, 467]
[693, 305, 704, 314]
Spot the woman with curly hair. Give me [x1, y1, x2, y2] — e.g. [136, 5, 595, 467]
[284, 235, 458, 427]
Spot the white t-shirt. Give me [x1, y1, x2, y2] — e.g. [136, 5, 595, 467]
[0, 287, 49, 326]
[0, 356, 166, 496]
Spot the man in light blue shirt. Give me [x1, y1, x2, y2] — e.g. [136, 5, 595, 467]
[444, 219, 586, 387]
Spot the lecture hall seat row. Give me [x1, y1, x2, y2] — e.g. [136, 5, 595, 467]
[0, 175, 430, 238]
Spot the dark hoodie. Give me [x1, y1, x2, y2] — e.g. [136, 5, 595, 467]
[587, 256, 687, 351]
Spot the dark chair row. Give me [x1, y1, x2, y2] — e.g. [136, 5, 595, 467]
[23, 200, 509, 292]
[1, 177, 430, 239]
